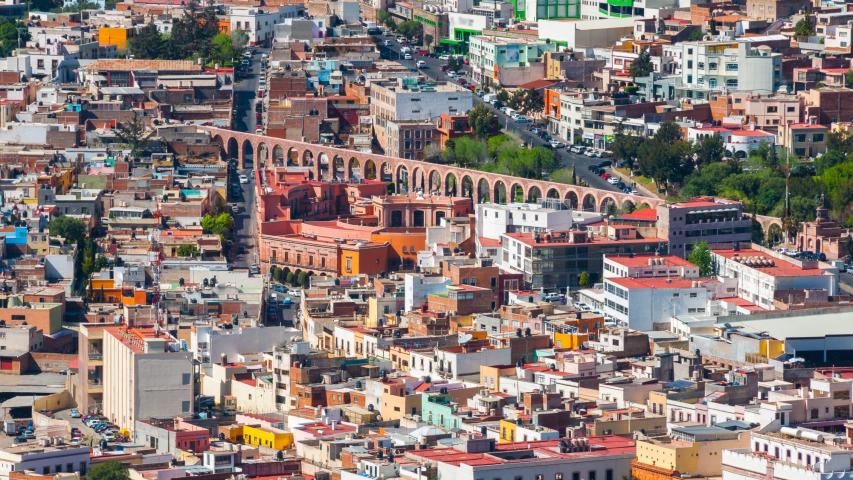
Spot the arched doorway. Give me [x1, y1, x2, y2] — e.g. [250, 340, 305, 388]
[527, 186, 542, 203]
[445, 172, 458, 196]
[272, 145, 284, 166]
[364, 159, 377, 180]
[396, 165, 409, 193]
[599, 196, 617, 214]
[348, 158, 361, 180]
[477, 178, 490, 203]
[581, 193, 596, 211]
[494, 181, 507, 204]
[428, 170, 441, 194]
[565, 191, 579, 209]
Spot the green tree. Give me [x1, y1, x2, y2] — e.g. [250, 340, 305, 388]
[795, 15, 815, 37]
[447, 56, 464, 72]
[210, 32, 237, 66]
[167, 0, 219, 60]
[48, 216, 87, 244]
[176, 244, 199, 257]
[468, 104, 500, 138]
[201, 212, 235, 240]
[445, 136, 486, 167]
[846, 69, 853, 89]
[520, 89, 544, 115]
[629, 49, 653, 79]
[87, 460, 129, 480]
[0, 19, 29, 58]
[496, 89, 509, 103]
[424, 34, 434, 50]
[376, 10, 395, 28]
[296, 271, 309, 289]
[396, 20, 423, 42]
[128, 23, 165, 59]
[611, 123, 642, 169]
[687, 241, 714, 276]
[816, 161, 853, 223]
[31, 0, 61, 11]
[692, 134, 725, 166]
[578, 271, 590, 288]
[637, 122, 691, 191]
[115, 113, 149, 157]
[285, 270, 295, 285]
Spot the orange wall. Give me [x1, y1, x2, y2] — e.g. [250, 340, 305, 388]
[339, 246, 388, 276]
[370, 230, 425, 266]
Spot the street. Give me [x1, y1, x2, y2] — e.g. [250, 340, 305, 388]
[377, 35, 646, 197]
[229, 48, 266, 270]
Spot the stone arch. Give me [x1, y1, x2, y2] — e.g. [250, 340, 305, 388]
[510, 183, 524, 203]
[599, 196, 617, 214]
[333, 155, 345, 181]
[364, 159, 377, 180]
[379, 162, 392, 182]
[396, 164, 409, 193]
[302, 149, 314, 167]
[565, 191, 579, 209]
[621, 199, 636, 214]
[410, 167, 423, 193]
[256, 142, 269, 166]
[445, 172, 458, 196]
[546, 188, 560, 200]
[348, 157, 361, 180]
[225, 137, 238, 160]
[638, 202, 651, 211]
[527, 186, 542, 203]
[477, 178, 490, 203]
[241, 139, 253, 168]
[272, 145, 284, 166]
[767, 223, 783, 246]
[494, 181, 507, 204]
[462, 175, 475, 198]
[318, 153, 331, 181]
[581, 193, 596, 211]
[428, 170, 441, 194]
[287, 147, 299, 166]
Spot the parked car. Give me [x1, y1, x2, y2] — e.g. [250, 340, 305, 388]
[239, 174, 249, 184]
[549, 141, 565, 149]
[70, 409, 81, 418]
[403, 53, 412, 60]
[249, 264, 261, 275]
[416, 60, 427, 68]
[438, 54, 450, 60]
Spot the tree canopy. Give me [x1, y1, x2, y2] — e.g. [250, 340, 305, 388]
[468, 104, 500, 139]
[88, 460, 129, 480]
[48, 216, 87, 244]
[795, 15, 815, 37]
[629, 50, 653, 79]
[687, 241, 714, 277]
[201, 212, 235, 241]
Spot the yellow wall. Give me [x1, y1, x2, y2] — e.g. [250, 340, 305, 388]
[553, 332, 588, 349]
[241, 425, 293, 450]
[499, 419, 517, 443]
[759, 339, 784, 359]
[99, 27, 131, 49]
[635, 434, 748, 477]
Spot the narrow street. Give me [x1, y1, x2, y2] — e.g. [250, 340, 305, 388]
[229, 48, 266, 269]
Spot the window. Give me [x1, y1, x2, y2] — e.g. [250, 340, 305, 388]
[589, 472, 596, 480]
[605, 470, 613, 480]
[813, 134, 824, 142]
[182, 401, 191, 412]
[182, 373, 191, 384]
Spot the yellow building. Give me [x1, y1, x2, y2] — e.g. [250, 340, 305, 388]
[553, 332, 588, 349]
[240, 425, 293, 450]
[634, 425, 749, 479]
[99, 27, 134, 50]
[499, 419, 518, 443]
[480, 365, 516, 393]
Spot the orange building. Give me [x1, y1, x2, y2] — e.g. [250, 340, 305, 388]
[98, 27, 134, 50]
[370, 228, 426, 270]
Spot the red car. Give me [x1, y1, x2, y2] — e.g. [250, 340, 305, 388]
[601, 172, 611, 179]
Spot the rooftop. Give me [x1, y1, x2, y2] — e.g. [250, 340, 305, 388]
[606, 254, 696, 269]
[713, 248, 828, 277]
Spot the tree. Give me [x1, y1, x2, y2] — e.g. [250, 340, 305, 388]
[167, 0, 219, 60]
[795, 15, 815, 37]
[115, 113, 149, 157]
[447, 56, 463, 72]
[0, 18, 29, 58]
[285, 270, 295, 285]
[578, 271, 590, 288]
[637, 121, 691, 191]
[424, 34, 434, 50]
[128, 24, 165, 59]
[376, 10, 395, 28]
[468, 104, 500, 138]
[496, 89, 509, 103]
[88, 460, 129, 480]
[296, 271, 309, 289]
[611, 123, 642, 169]
[520, 89, 544, 115]
[687, 241, 714, 276]
[210, 32, 238, 66]
[48, 216, 87, 244]
[629, 49, 653, 79]
[846, 69, 853, 89]
[396, 20, 423, 42]
[692, 134, 725, 166]
[201, 212, 234, 241]
[176, 244, 199, 257]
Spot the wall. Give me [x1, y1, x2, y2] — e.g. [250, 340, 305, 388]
[32, 390, 74, 412]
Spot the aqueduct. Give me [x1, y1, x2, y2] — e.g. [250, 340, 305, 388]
[203, 126, 663, 214]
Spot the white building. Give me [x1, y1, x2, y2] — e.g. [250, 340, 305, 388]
[477, 203, 596, 241]
[191, 325, 301, 364]
[603, 254, 700, 279]
[712, 246, 839, 310]
[687, 127, 776, 158]
[0, 444, 90, 479]
[679, 39, 782, 99]
[404, 273, 450, 312]
[102, 326, 194, 433]
[603, 276, 729, 331]
[229, 5, 305, 45]
[409, 345, 512, 380]
[722, 429, 853, 480]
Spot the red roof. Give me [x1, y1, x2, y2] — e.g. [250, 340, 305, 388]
[729, 130, 773, 137]
[718, 296, 767, 312]
[788, 123, 827, 129]
[517, 79, 559, 90]
[619, 208, 657, 221]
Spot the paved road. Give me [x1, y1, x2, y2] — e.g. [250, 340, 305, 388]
[229, 48, 266, 269]
[378, 35, 643, 197]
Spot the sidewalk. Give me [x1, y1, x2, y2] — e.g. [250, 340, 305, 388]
[609, 167, 665, 201]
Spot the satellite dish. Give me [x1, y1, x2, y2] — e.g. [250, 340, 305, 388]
[458, 333, 473, 344]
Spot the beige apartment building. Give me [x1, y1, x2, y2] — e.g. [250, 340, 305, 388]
[103, 326, 194, 433]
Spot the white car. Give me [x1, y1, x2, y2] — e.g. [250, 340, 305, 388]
[239, 175, 249, 184]
[607, 177, 620, 185]
[438, 54, 450, 60]
[447, 70, 457, 78]
[549, 141, 564, 149]
[403, 53, 412, 60]
[416, 60, 427, 68]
